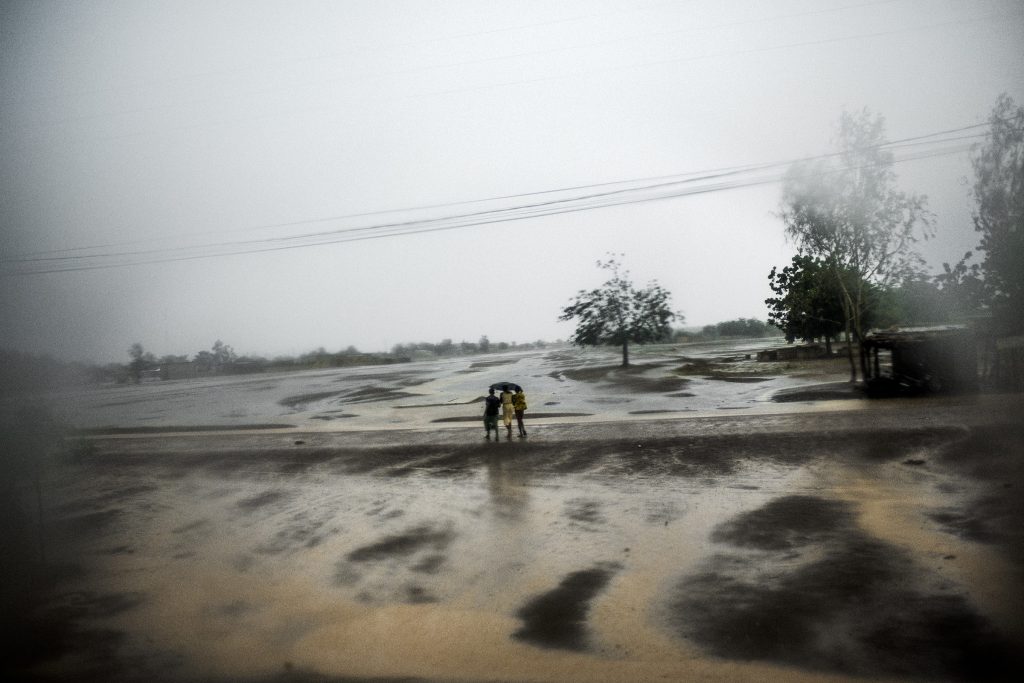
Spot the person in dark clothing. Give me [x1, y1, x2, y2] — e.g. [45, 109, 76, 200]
[483, 388, 502, 440]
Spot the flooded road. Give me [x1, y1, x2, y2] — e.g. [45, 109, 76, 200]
[7, 394, 1023, 682]
[50, 341, 830, 433]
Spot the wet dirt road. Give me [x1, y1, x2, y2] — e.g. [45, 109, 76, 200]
[50, 341, 821, 433]
[7, 395, 1023, 682]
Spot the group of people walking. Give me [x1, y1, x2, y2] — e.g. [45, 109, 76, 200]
[483, 385, 527, 440]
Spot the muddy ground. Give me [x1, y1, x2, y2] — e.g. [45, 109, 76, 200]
[2, 346, 1023, 682]
[43, 341, 846, 432]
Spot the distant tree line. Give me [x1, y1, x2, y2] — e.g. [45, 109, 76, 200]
[0, 333, 560, 390]
[126, 339, 243, 382]
[686, 318, 780, 340]
[390, 335, 550, 359]
[118, 335, 554, 382]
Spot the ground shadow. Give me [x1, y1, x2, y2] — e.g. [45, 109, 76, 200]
[669, 495, 1021, 680]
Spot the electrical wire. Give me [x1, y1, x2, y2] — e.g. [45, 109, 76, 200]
[9, 117, 999, 262]
[1, 133, 984, 276]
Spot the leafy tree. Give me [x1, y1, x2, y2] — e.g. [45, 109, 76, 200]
[559, 255, 678, 367]
[779, 109, 932, 380]
[766, 255, 845, 353]
[880, 277, 951, 327]
[767, 255, 941, 356]
[194, 340, 236, 372]
[128, 342, 156, 382]
[969, 93, 1024, 333]
[715, 318, 773, 338]
[934, 253, 987, 321]
[211, 339, 235, 367]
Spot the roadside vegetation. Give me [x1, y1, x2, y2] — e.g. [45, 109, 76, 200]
[555, 97, 1020, 379]
[766, 94, 1023, 382]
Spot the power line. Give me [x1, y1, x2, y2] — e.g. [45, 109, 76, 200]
[7, 124, 986, 262]
[9, 118, 997, 261]
[2, 132, 983, 276]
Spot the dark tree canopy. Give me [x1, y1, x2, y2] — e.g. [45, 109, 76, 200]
[194, 339, 236, 372]
[877, 277, 955, 327]
[766, 255, 845, 351]
[559, 256, 678, 367]
[970, 93, 1024, 333]
[713, 318, 776, 338]
[127, 342, 156, 382]
[767, 255, 949, 357]
[934, 253, 987, 322]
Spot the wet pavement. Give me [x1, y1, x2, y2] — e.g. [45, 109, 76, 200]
[4, 344, 1024, 682]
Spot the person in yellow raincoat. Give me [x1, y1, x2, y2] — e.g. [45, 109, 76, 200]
[512, 387, 528, 438]
[499, 386, 515, 439]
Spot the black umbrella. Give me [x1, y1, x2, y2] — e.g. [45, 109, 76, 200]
[489, 381, 522, 392]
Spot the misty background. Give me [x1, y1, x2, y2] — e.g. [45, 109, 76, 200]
[2, 0, 1022, 363]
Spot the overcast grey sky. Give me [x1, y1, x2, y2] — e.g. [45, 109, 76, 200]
[2, 0, 1022, 363]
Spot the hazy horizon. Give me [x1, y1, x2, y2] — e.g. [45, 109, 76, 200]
[3, 0, 1022, 363]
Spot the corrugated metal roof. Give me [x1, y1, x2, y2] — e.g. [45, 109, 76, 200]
[863, 325, 971, 346]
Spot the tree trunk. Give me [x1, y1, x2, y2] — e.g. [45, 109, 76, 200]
[850, 287, 868, 384]
[34, 468, 46, 565]
[840, 298, 857, 382]
[858, 339, 869, 383]
[621, 340, 629, 367]
[844, 329, 856, 382]
[825, 336, 833, 355]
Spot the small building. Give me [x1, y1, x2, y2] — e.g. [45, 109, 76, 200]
[862, 326, 977, 394]
[993, 335, 1024, 391]
[159, 361, 198, 380]
[756, 344, 829, 362]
